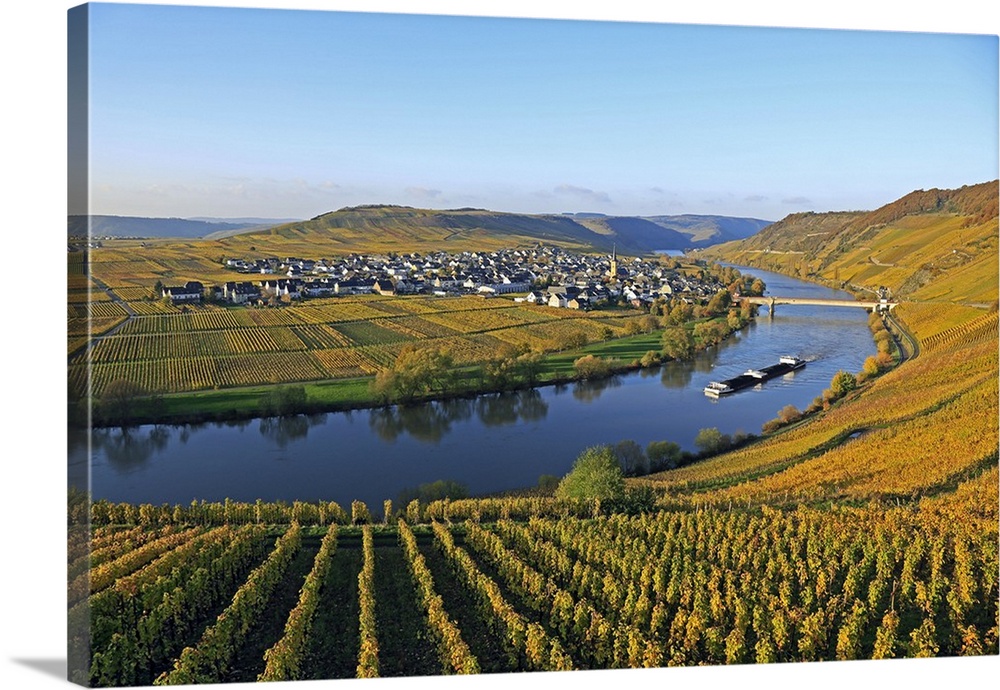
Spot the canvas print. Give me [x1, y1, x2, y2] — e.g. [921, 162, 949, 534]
[67, 2, 999, 687]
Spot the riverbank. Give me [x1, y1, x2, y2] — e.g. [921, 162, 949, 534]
[79, 319, 736, 428]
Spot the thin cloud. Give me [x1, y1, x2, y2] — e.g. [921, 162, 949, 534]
[702, 195, 734, 207]
[744, 195, 769, 203]
[782, 196, 812, 205]
[405, 186, 443, 200]
[648, 187, 682, 200]
[553, 184, 612, 206]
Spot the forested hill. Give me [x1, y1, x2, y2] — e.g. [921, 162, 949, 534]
[700, 181, 999, 304]
[228, 205, 772, 254]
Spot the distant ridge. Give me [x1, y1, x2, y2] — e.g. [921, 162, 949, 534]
[68, 215, 298, 239]
[234, 205, 772, 254]
[189, 216, 301, 225]
[573, 213, 771, 248]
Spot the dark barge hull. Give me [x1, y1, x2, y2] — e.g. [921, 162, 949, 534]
[705, 357, 805, 396]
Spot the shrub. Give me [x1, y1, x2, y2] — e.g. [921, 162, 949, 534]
[555, 446, 626, 501]
[830, 370, 858, 397]
[777, 404, 802, 424]
[646, 440, 682, 472]
[261, 385, 307, 416]
[536, 474, 560, 493]
[694, 427, 732, 455]
[573, 355, 611, 379]
[640, 350, 662, 367]
[612, 439, 647, 476]
[763, 405, 804, 434]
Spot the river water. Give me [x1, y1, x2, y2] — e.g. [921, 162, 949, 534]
[71, 265, 876, 510]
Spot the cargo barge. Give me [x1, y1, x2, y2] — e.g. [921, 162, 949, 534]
[704, 356, 806, 397]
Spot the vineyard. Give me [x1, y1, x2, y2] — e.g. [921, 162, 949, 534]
[69, 293, 648, 398]
[639, 297, 999, 508]
[66, 191, 999, 686]
[69, 493, 998, 687]
[67, 286, 999, 686]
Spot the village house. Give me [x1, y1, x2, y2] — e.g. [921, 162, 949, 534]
[335, 277, 375, 295]
[223, 281, 260, 304]
[303, 278, 337, 297]
[433, 275, 463, 290]
[374, 277, 420, 295]
[262, 278, 302, 299]
[210, 245, 724, 311]
[162, 281, 204, 302]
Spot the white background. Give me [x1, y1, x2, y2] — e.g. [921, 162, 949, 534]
[2, 1, 997, 689]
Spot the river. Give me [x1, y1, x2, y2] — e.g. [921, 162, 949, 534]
[70, 265, 876, 511]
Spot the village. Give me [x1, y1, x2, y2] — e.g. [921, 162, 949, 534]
[161, 245, 730, 312]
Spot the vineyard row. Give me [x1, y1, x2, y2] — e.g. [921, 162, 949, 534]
[73, 506, 998, 686]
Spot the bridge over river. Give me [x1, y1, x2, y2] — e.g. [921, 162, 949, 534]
[742, 295, 896, 315]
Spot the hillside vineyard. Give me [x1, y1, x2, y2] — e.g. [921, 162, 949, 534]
[69, 181, 999, 684]
[69, 492, 997, 685]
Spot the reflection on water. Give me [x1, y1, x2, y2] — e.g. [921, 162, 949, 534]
[84, 265, 878, 509]
[660, 361, 693, 389]
[371, 390, 549, 443]
[91, 426, 172, 471]
[259, 415, 319, 448]
[371, 404, 456, 443]
[571, 377, 623, 403]
[516, 390, 548, 423]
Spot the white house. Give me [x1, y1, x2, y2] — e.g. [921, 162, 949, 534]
[223, 281, 259, 304]
[163, 281, 203, 302]
[262, 278, 302, 299]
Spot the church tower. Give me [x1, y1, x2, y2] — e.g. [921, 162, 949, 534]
[609, 244, 618, 281]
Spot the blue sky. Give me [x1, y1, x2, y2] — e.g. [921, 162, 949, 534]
[81, 2, 998, 220]
[1, 4, 999, 690]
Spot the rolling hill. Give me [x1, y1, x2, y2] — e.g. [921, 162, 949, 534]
[564, 213, 770, 248]
[699, 181, 999, 305]
[220, 205, 772, 255]
[70, 207, 771, 253]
